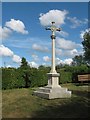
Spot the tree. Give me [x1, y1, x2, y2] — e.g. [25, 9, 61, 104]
[82, 30, 90, 64]
[38, 65, 46, 70]
[21, 57, 29, 69]
[72, 55, 86, 66]
[22, 70, 31, 88]
[20, 57, 31, 88]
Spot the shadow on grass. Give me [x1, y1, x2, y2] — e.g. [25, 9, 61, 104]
[2, 88, 90, 119]
[31, 92, 89, 118]
[72, 90, 89, 97]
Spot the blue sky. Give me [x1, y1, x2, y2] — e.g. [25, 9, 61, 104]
[1, 2, 89, 68]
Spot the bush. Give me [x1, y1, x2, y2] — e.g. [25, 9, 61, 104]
[61, 65, 89, 83]
[2, 66, 50, 89]
[2, 68, 25, 89]
[58, 69, 72, 84]
[2, 64, 89, 89]
[30, 67, 49, 87]
[67, 65, 89, 83]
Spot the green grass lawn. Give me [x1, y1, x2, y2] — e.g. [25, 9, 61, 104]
[2, 83, 89, 118]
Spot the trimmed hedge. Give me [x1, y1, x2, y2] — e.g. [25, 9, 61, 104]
[2, 68, 25, 89]
[2, 65, 90, 89]
[64, 65, 89, 83]
[59, 70, 72, 84]
[2, 67, 50, 89]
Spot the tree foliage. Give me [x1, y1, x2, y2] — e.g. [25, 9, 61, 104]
[82, 30, 90, 64]
[72, 55, 86, 66]
[2, 58, 50, 89]
[19, 57, 31, 88]
[2, 68, 25, 89]
[2, 54, 90, 90]
[20, 57, 29, 69]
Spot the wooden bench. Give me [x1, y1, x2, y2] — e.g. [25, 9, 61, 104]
[78, 74, 90, 82]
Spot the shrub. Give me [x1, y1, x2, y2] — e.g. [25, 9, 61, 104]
[58, 69, 72, 84]
[2, 68, 25, 89]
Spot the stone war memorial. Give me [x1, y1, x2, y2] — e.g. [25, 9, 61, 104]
[34, 22, 71, 99]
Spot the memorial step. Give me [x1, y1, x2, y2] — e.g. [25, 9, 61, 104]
[33, 91, 49, 99]
[33, 89, 71, 99]
[38, 87, 52, 93]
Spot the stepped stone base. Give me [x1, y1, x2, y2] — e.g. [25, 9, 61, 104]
[33, 85, 71, 99]
[33, 73, 71, 99]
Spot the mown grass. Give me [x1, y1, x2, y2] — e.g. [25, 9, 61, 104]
[2, 83, 89, 118]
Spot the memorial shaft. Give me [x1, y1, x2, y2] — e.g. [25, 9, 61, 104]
[46, 22, 61, 73]
[51, 31, 56, 73]
[33, 22, 71, 99]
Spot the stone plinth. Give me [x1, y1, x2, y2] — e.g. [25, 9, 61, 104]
[33, 22, 71, 99]
[33, 73, 71, 99]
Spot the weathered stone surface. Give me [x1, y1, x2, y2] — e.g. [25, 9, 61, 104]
[33, 85, 71, 99]
[33, 22, 71, 99]
[33, 73, 71, 99]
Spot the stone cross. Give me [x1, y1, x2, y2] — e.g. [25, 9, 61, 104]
[33, 22, 71, 99]
[46, 22, 61, 73]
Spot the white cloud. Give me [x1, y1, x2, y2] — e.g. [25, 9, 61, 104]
[56, 57, 63, 65]
[5, 19, 28, 34]
[83, 19, 88, 24]
[12, 54, 21, 63]
[80, 28, 90, 39]
[43, 56, 51, 62]
[32, 43, 49, 52]
[68, 49, 83, 57]
[39, 9, 68, 26]
[29, 61, 39, 68]
[0, 44, 21, 63]
[67, 17, 88, 28]
[66, 49, 82, 57]
[56, 37, 81, 50]
[56, 48, 82, 58]
[6, 65, 12, 68]
[0, 44, 13, 56]
[0, 19, 28, 40]
[56, 30, 69, 37]
[64, 58, 73, 65]
[32, 54, 39, 61]
[0, 26, 12, 40]
[55, 37, 83, 58]
[56, 48, 62, 56]
[70, 49, 78, 55]
[56, 57, 73, 65]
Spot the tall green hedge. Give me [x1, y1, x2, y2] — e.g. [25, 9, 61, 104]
[59, 70, 72, 84]
[2, 67, 50, 89]
[64, 65, 89, 82]
[2, 65, 89, 89]
[2, 68, 25, 89]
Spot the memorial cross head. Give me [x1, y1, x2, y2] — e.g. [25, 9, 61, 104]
[45, 22, 61, 39]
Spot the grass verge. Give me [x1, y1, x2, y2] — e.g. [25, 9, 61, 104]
[2, 83, 89, 118]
